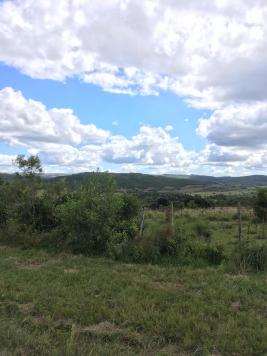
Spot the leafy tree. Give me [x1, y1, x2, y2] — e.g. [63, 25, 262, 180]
[254, 188, 267, 222]
[0, 179, 8, 226]
[12, 155, 43, 229]
[14, 154, 42, 178]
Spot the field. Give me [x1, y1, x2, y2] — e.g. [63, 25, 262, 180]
[143, 207, 267, 262]
[0, 207, 267, 356]
[0, 246, 267, 355]
[0, 169, 267, 355]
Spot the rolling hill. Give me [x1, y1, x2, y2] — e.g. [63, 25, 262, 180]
[1, 172, 267, 192]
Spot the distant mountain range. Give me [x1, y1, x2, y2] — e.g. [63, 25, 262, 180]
[1, 172, 267, 193]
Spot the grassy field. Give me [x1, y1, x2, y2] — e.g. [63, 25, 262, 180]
[0, 244, 266, 355]
[144, 207, 267, 258]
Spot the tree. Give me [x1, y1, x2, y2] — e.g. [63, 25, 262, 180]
[14, 154, 42, 178]
[13, 155, 43, 229]
[0, 179, 8, 226]
[254, 188, 267, 222]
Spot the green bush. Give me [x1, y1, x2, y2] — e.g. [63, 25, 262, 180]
[0, 221, 39, 248]
[254, 188, 267, 222]
[191, 220, 212, 241]
[231, 244, 267, 272]
[184, 240, 225, 266]
[56, 174, 139, 255]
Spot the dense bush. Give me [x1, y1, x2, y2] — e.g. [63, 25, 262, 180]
[231, 244, 267, 272]
[191, 220, 212, 241]
[184, 241, 224, 265]
[254, 188, 267, 222]
[0, 157, 140, 254]
[56, 174, 139, 254]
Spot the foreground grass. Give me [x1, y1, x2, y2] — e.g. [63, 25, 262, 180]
[0, 246, 266, 355]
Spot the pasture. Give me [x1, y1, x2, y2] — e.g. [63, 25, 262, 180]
[0, 245, 266, 355]
[0, 207, 266, 355]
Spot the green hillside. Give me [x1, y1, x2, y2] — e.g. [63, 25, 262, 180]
[1, 171, 267, 192]
[52, 172, 200, 191]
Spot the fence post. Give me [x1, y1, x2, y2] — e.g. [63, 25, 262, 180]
[237, 202, 242, 244]
[262, 216, 265, 239]
[139, 207, 145, 238]
[170, 202, 174, 231]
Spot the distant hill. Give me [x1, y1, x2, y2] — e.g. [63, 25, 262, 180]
[0, 173, 14, 181]
[189, 175, 267, 186]
[165, 174, 267, 186]
[53, 172, 201, 192]
[1, 172, 267, 192]
[53, 172, 267, 192]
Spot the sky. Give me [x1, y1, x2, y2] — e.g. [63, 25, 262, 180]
[0, 0, 267, 176]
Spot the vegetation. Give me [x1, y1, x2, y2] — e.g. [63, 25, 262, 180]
[0, 155, 267, 354]
[0, 246, 266, 355]
[254, 187, 267, 222]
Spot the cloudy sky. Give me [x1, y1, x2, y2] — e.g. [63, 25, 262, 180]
[0, 0, 267, 175]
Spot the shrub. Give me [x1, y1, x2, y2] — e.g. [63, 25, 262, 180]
[192, 220, 212, 241]
[56, 174, 139, 255]
[231, 244, 267, 272]
[254, 188, 267, 222]
[0, 221, 39, 248]
[184, 241, 225, 266]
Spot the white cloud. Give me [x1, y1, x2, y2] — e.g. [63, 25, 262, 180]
[1, 0, 267, 106]
[1, 1, 267, 174]
[0, 154, 16, 173]
[30, 144, 103, 173]
[102, 126, 195, 169]
[197, 103, 267, 148]
[165, 125, 173, 131]
[0, 87, 195, 173]
[0, 87, 110, 148]
[197, 103, 267, 170]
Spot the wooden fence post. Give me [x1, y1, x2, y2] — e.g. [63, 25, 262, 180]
[139, 207, 145, 238]
[237, 202, 242, 244]
[170, 202, 174, 231]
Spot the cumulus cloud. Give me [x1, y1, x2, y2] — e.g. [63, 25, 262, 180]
[0, 86, 194, 173]
[197, 103, 267, 148]
[198, 143, 267, 172]
[1, 0, 267, 174]
[30, 144, 104, 173]
[0, 87, 110, 148]
[103, 126, 194, 168]
[197, 103, 267, 170]
[0, 154, 16, 173]
[1, 0, 267, 107]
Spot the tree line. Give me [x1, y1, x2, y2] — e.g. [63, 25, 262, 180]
[0, 155, 140, 255]
[0, 155, 266, 270]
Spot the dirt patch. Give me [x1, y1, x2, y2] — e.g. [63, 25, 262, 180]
[150, 280, 183, 291]
[31, 315, 49, 326]
[78, 321, 143, 345]
[15, 259, 45, 270]
[225, 273, 249, 281]
[18, 302, 35, 314]
[231, 301, 241, 311]
[79, 321, 123, 335]
[64, 268, 79, 273]
[157, 344, 179, 354]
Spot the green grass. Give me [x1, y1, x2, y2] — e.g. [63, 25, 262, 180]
[0, 245, 266, 355]
[145, 207, 267, 256]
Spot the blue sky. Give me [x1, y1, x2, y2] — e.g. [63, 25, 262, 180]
[0, 0, 266, 175]
[0, 63, 207, 151]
